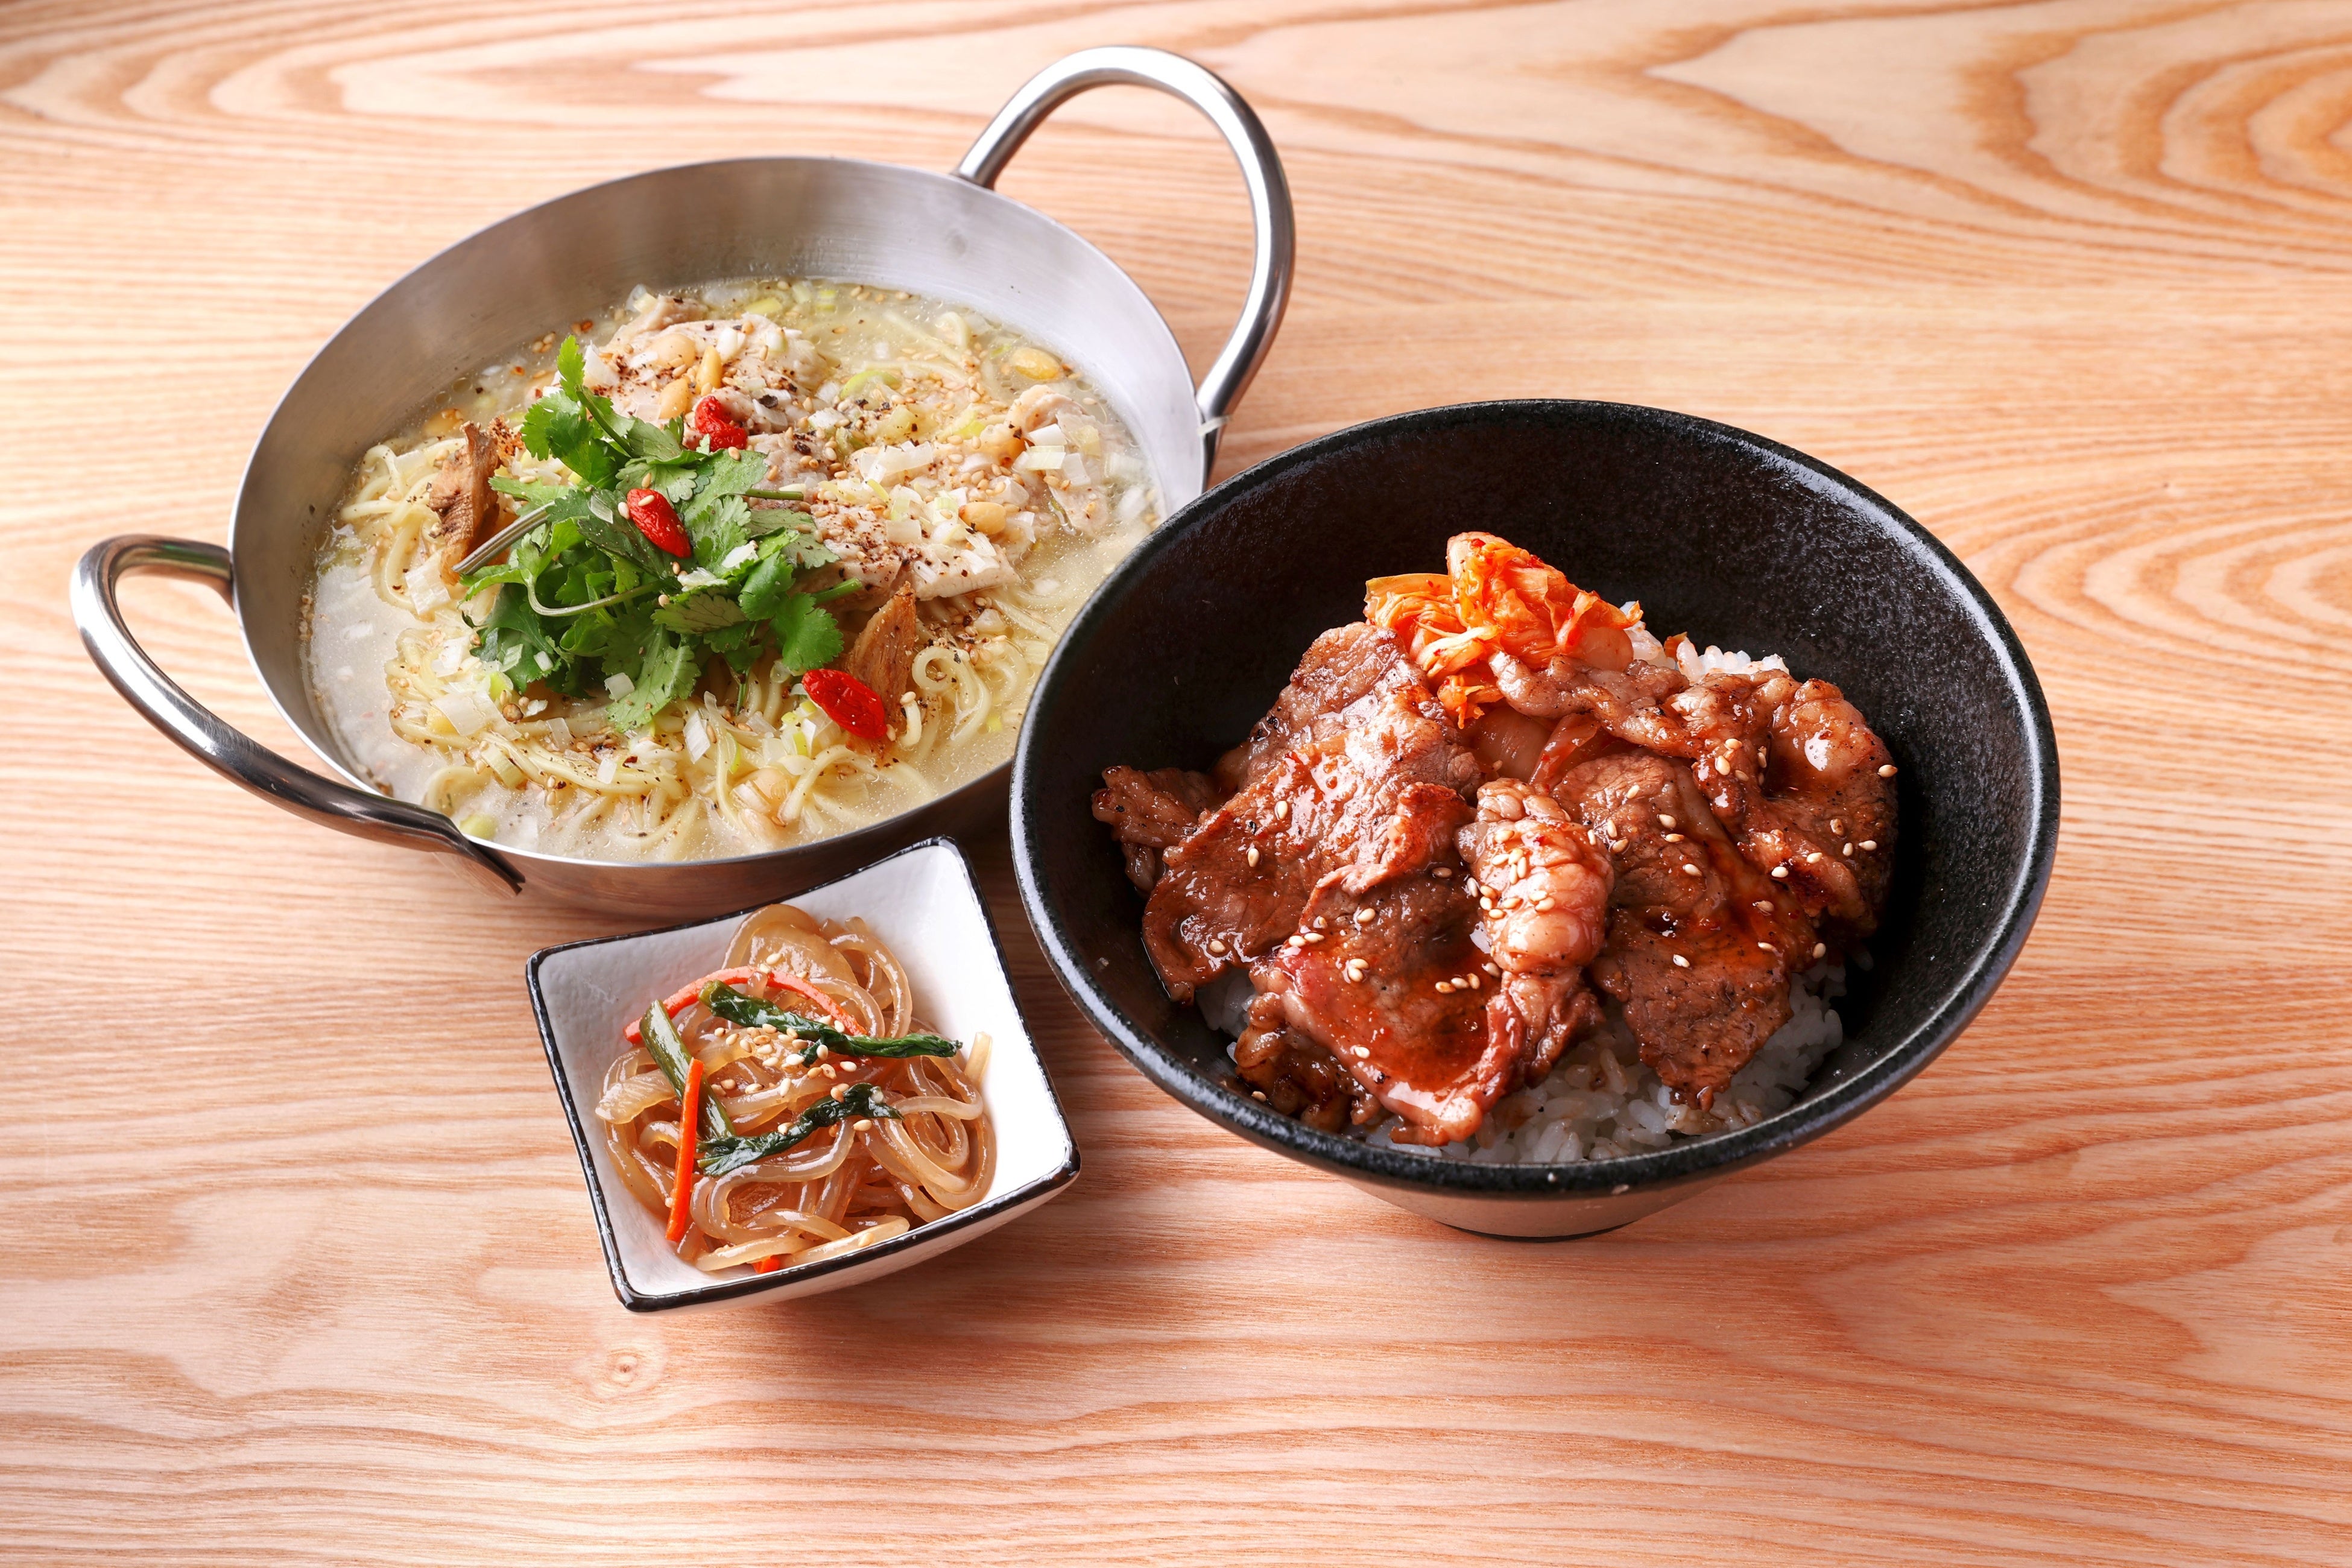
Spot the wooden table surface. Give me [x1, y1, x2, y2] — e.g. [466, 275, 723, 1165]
[6, 2, 2350, 1563]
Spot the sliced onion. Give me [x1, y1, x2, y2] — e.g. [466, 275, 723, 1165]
[594, 1070, 674, 1124]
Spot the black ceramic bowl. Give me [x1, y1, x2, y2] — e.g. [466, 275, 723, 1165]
[1012, 401, 2058, 1237]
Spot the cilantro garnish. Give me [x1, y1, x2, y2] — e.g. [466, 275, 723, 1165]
[461, 335, 844, 722]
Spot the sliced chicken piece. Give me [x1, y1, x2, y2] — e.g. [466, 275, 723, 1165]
[425, 421, 498, 561]
[1008, 384, 1079, 434]
[842, 584, 925, 712]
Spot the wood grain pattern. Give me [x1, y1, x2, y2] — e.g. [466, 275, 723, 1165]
[4, 1, 2351, 1563]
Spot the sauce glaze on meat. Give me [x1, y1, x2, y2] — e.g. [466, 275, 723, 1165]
[1093, 533, 1897, 1148]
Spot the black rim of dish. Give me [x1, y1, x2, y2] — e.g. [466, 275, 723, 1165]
[528, 834, 1081, 1311]
[1013, 398, 2060, 1200]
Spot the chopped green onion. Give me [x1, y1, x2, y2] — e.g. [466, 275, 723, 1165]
[641, 1002, 733, 1139]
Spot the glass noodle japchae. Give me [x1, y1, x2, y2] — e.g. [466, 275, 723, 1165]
[595, 901, 994, 1272]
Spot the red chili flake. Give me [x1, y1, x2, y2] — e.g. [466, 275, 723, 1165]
[624, 488, 691, 557]
[690, 396, 750, 451]
[803, 668, 888, 740]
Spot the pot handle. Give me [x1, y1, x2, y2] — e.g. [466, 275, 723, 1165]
[956, 46, 1294, 481]
[72, 536, 523, 897]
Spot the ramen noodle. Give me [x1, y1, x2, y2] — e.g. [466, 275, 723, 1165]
[304, 278, 1159, 862]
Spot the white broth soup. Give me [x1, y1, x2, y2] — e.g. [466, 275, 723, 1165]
[303, 278, 1159, 862]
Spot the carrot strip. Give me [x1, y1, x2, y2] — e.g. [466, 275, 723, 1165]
[624, 966, 856, 1045]
[753, 1255, 783, 1274]
[625, 967, 760, 1045]
[665, 1057, 705, 1247]
[763, 972, 857, 1030]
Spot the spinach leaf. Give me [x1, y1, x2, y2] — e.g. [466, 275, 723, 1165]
[695, 1083, 899, 1177]
[699, 983, 960, 1061]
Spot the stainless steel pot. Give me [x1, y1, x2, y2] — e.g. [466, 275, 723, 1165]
[72, 46, 1292, 916]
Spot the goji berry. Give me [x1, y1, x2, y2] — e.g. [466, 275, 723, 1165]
[803, 668, 889, 740]
[624, 488, 691, 557]
[690, 396, 749, 452]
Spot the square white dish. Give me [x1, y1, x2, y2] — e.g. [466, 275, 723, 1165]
[528, 836, 1078, 1312]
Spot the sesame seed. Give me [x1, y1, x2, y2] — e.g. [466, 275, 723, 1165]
[1658, 814, 1675, 828]
[1285, 935, 1303, 949]
[1610, 839, 1628, 853]
[1860, 839, 1877, 851]
[1683, 864, 1701, 876]
[1879, 763, 1897, 777]
[1435, 979, 1455, 993]
[813, 1043, 829, 1060]
[1536, 896, 1556, 911]
[1251, 1090, 1268, 1102]
[830, 1085, 848, 1099]
[1302, 932, 1325, 944]
[1434, 867, 1453, 878]
[1771, 865, 1790, 879]
[1465, 973, 1481, 990]
[1313, 916, 1327, 930]
[1353, 1046, 1371, 1058]
[1671, 954, 1690, 969]
[1813, 942, 1827, 959]
[1842, 842, 1854, 856]
[1208, 939, 1228, 955]
[1275, 800, 1290, 821]
[1753, 900, 1773, 913]
[1830, 819, 1844, 834]
[1807, 852, 1824, 864]
[1246, 846, 1260, 868]
[852, 1118, 873, 1132]
[1463, 877, 1483, 896]
[1664, 833, 1685, 843]
[1355, 908, 1375, 925]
